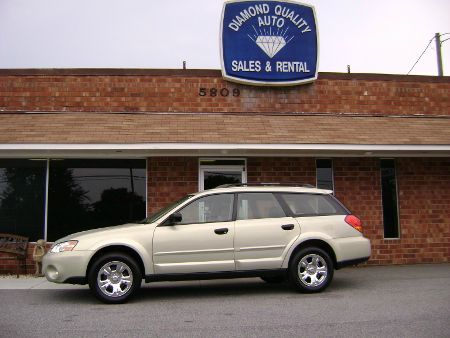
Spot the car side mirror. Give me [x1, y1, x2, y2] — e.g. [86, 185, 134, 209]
[165, 212, 182, 226]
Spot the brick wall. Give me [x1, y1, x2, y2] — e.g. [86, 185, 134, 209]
[147, 157, 198, 214]
[333, 157, 383, 261]
[0, 70, 448, 116]
[333, 157, 450, 265]
[391, 158, 450, 264]
[247, 157, 316, 184]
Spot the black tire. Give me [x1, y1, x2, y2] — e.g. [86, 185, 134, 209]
[260, 275, 286, 284]
[88, 252, 142, 304]
[288, 247, 334, 293]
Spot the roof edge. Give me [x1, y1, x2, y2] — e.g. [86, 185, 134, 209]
[1, 143, 449, 151]
[0, 68, 448, 83]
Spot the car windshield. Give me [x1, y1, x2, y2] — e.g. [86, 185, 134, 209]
[140, 194, 194, 224]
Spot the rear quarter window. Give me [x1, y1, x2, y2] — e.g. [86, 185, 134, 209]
[280, 193, 348, 216]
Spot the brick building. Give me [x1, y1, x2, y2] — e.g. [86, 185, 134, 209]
[0, 69, 449, 274]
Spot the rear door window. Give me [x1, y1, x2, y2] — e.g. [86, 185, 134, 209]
[280, 193, 348, 216]
[237, 193, 286, 220]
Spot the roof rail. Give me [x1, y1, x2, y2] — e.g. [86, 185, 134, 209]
[215, 183, 316, 189]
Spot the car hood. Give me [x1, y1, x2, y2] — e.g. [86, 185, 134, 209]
[53, 222, 152, 244]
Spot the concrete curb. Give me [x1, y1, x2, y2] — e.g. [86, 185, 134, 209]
[0, 276, 86, 290]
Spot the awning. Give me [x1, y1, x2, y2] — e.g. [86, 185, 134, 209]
[1, 112, 449, 157]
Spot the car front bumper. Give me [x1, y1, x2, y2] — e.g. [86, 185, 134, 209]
[43, 251, 92, 284]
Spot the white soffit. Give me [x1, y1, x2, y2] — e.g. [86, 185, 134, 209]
[0, 143, 449, 158]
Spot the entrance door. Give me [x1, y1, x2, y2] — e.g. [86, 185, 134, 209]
[199, 159, 247, 191]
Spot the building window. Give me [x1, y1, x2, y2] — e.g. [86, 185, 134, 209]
[380, 159, 400, 239]
[0, 159, 46, 241]
[316, 159, 333, 191]
[47, 159, 146, 241]
[199, 158, 246, 191]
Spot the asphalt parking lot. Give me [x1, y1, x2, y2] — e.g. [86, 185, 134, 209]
[1, 264, 449, 338]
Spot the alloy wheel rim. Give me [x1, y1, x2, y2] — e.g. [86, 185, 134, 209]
[298, 254, 328, 288]
[97, 261, 133, 298]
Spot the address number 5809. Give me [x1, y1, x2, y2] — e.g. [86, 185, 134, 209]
[199, 88, 240, 97]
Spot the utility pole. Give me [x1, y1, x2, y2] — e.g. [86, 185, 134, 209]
[435, 33, 444, 76]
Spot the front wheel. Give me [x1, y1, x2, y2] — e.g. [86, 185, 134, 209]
[88, 253, 141, 304]
[289, 247, 334, 293]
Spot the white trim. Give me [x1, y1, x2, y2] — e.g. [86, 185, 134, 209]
[1, 143, 449, 151]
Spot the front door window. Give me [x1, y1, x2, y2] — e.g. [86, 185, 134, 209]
[177, 194, 234, 224]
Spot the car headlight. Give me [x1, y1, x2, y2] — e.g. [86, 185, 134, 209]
[50, 240, 78, 253]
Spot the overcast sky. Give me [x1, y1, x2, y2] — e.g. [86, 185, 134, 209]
[0, 0, 449, 75]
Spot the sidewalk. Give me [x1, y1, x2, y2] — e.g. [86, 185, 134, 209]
[0, 275, 86, 290]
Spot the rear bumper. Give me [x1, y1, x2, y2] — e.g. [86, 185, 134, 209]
[333, 236, 371, 265]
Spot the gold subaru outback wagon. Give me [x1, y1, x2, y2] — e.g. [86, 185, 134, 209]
[43, 184, 371, 303]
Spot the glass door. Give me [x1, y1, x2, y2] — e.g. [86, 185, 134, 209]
[199, 159, 247, 191]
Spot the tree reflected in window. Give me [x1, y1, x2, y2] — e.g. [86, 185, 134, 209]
[0, 160, 46, 241]
[47, 160, 146, 241]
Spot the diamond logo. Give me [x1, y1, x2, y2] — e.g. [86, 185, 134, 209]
[255, 36, 286, 58]
[249, 26, 294, 59]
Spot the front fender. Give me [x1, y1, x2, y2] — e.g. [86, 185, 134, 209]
[86, 239, 154, 275]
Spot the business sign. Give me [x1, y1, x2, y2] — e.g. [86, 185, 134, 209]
[220, 0, 318, 86]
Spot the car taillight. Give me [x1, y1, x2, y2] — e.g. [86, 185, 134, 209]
[345, 215, 363, 233]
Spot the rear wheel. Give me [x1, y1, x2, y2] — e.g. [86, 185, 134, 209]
[88, 253, 141, 304]
[289, 247, 333, 293]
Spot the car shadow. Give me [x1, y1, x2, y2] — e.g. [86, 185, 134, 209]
[49, 279, 290, 304]
[138, 279, 290, 301]
[48, 274, 359, 304]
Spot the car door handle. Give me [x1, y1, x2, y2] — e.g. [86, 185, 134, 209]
[281, 224, 295, 230]
[214, 228, 229, 235]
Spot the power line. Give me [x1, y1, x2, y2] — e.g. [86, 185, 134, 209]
[407, 33, 450, 75]
[407, 36, 435, 75]
[439, 32, 450, 45]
